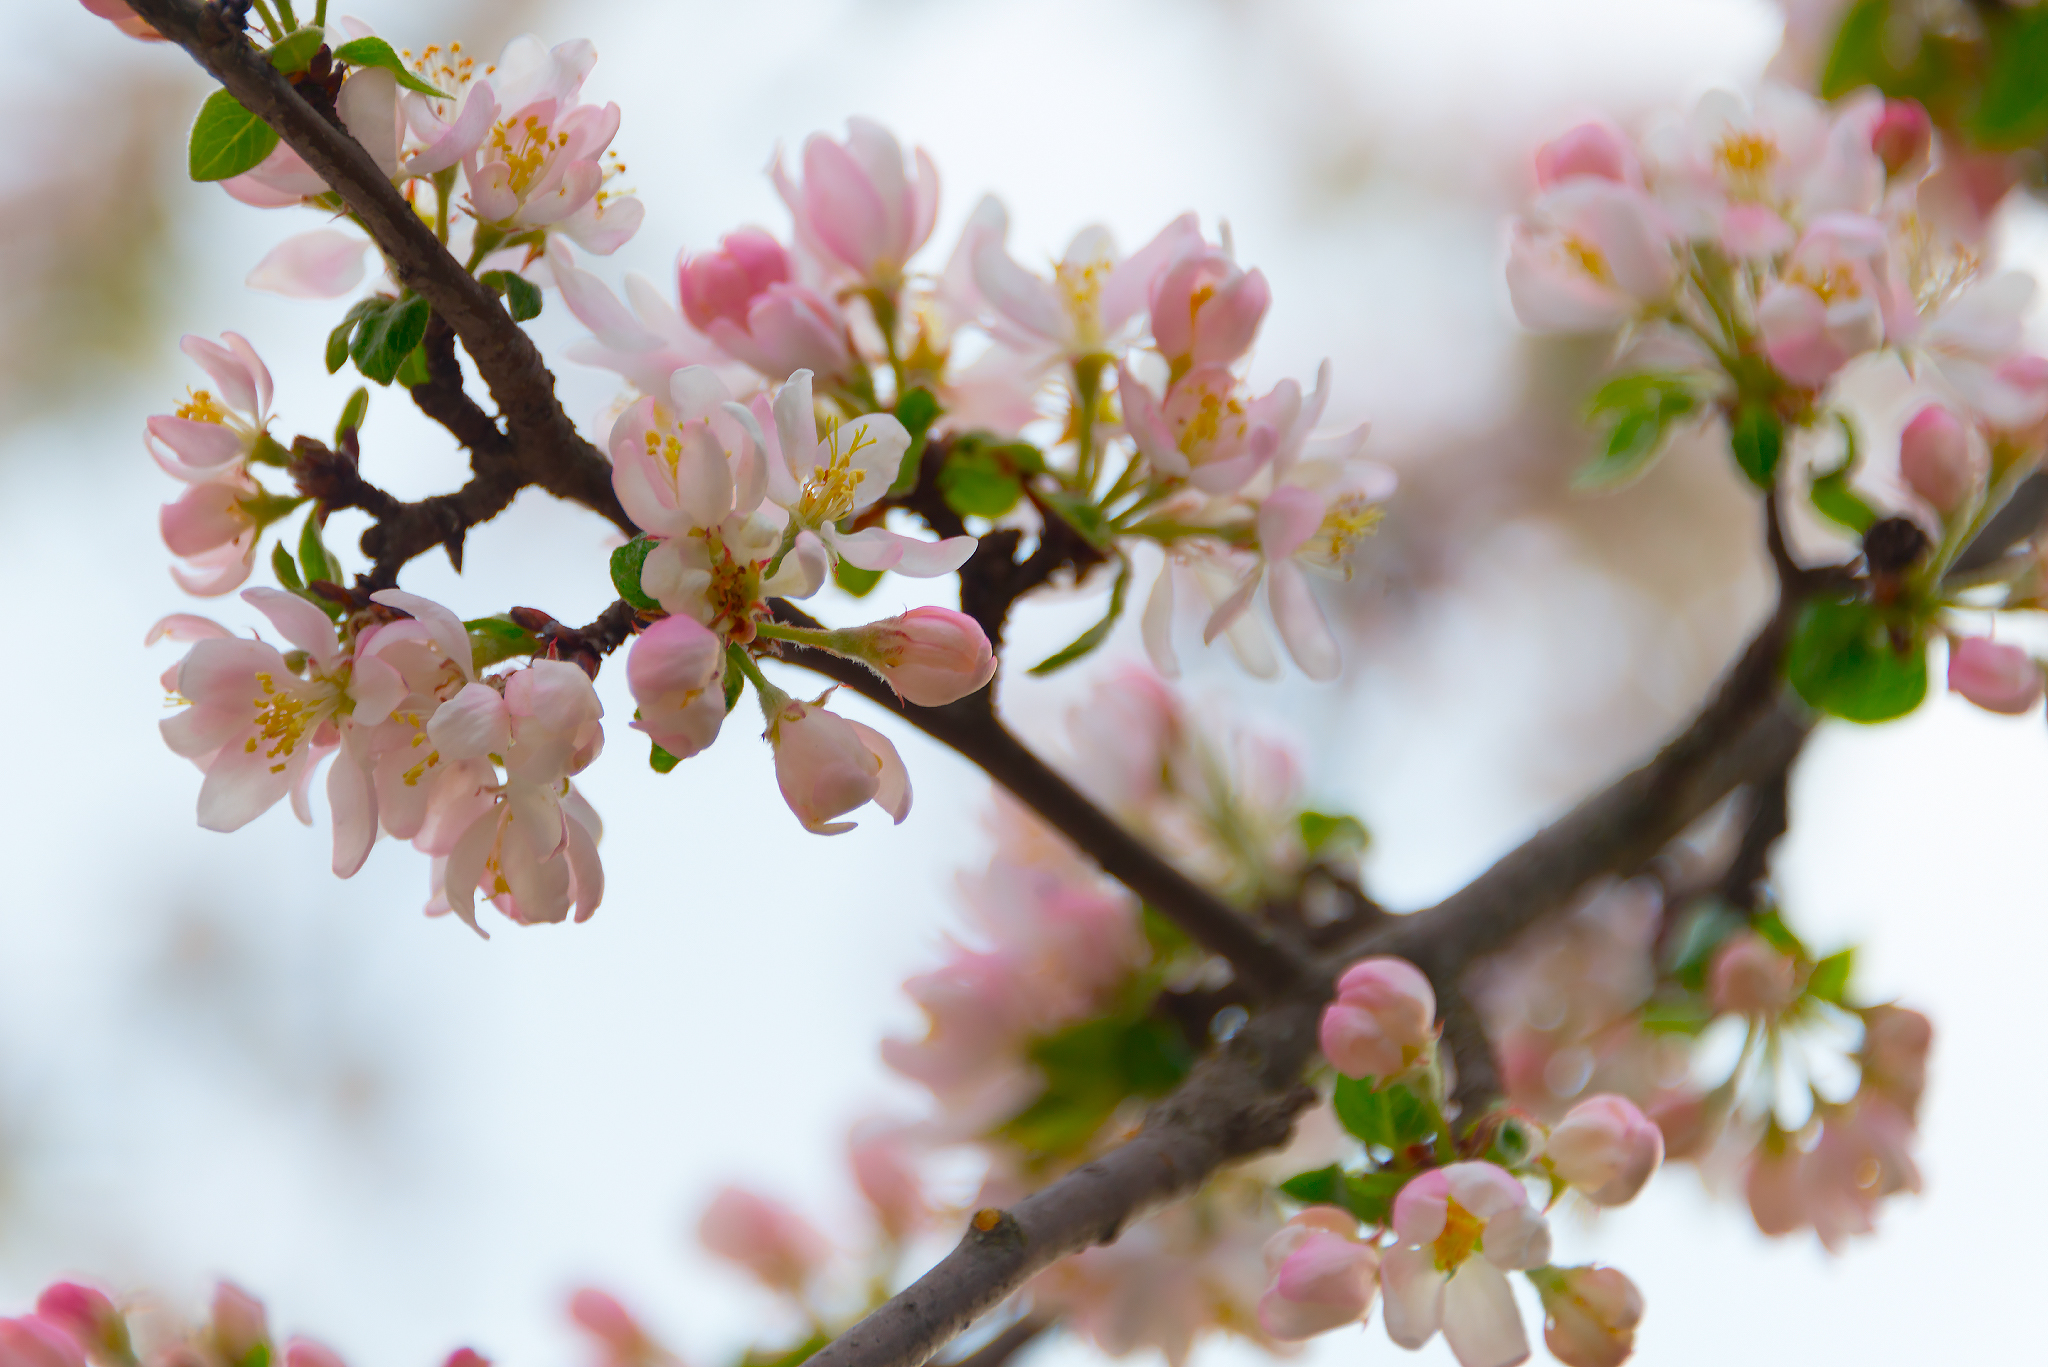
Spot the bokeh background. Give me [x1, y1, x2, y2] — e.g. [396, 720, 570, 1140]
[3, 0, 2043, 1363]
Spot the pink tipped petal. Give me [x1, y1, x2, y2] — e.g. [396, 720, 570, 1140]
[1947, 636, 2042, 714]
[246, 230, 369, 299]
[241, 587, 342, 668]
[328, 752, 378, 877]
[369, 589, 475, 678]
[146, 612, 232, 646]
[849, 721, 912, 823]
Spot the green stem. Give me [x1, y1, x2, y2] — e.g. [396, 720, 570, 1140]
[755, 620, 865, 657]
[1072, 354, 1105, 494]
[249, 0, 285, 41]
[433, 167, 456, 246]
[275, 0, 298, 29]
[869, 286, 907, 400]
[313, 0, 328, 25]
[729, 645, 791, 728]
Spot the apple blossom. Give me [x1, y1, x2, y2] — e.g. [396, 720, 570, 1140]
[1256, 1207, 1380, 1340]
[77, 0, 157, 42]
[245, 229, 372, 300]
[698, 1187, 831, 1293]
[773, 118, 937, 287]
[1534, 121, 1640, 188]
[768, 696, 911, 835]
[1383, 1163, 1551, 1367]
[1320, 956, 1438, 1080]
[1870, 100, 1931, 180]
[1946, 636, 2042, 715]
[1506, 179, 1678, 332]
[209, 1283, 268, 1367]
[849, 1124, 929, 1242]
[971, 210, 1203, 364]
[1707, 932, 1798, 1016]
[567, 1290, 677, 1367]
[835, 607, 997, 706]
[1897, 403, 1981, 516]
[1527, 1266, 1644, 1367]
[627, 614, 728, 760]
[1743, 1141, 1807, 1237]
[0, 1319, 86, 1367]
[30, 1287, 127, 1367]
[1756, 215, 1902, 387]
[1543, 1094, 1663, 1206]
[1148, 244, 1270, 377]
[675, 229, 857, 381]
[1859, 1005, 1931, 1111]
[282, 1341, 346, 1367]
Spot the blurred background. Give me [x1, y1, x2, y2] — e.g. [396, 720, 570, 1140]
[2, 0, 2043, 1363]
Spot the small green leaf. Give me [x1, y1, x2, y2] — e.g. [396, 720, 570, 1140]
[331, 36, 451, 98]
[334, 386, 370, 446]
[1731, 401, 1785, 489]
[395, 343, 431, 388]
[1969, 10, 2048, 149]
[1279, 1164, 1344, 1206]
[188, 89, 280, 182]
[479, 269, 544, 322]
[1785, 597, 1928, 723]
[271, 541, 304, 591]
[1666, 900, 1743, 989]
[833, 560, 884, 598]
[1028, 559, 1130, 675]
[1276, 1165, 1405, 1225]
[298, 511, 338, 585]
[1811, 463, 1877, 534]
[1331, 1077, 1436, 1151]
[1040, 488, 1113, 548]
[610, 537, 662, 612]
[939, 443, 1024, 519]
[1298, 810, 1370, 858]
[722, 661, 745, 714]
[1638, 992, 1715, 1036]
[351, 295, 431, 385]
[465, 615, 541, 670]
[1752, 907, 1809, 960]
[327, 297, 388, 375]
[1140, 904, 1195, 961]
[1576, 373, 1700, 489]
[1808, 947, 1855, 1005]
[266, 27, 327, 74]
[649, 742, 681, 774]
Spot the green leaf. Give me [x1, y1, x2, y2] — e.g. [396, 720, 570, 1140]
[998, 1010, 1194, 1159]
[722, 661, 745, 714]
[1969, 10, 2048, 149]
[1331, 1076, 1435, 1151]
[1638, 992, 1715, 1036]
[1576, 373, 1699, 489]
[885, 388, 943, 498]
[1276, 1165, 1406, 1225]
[395, 343, 431, 388]
[1666, 900, 1743, 989]
[1752, 907, 1809, 960]
[479, 269, 544, 322]
[1040, 488, 1113, 548]
[1785, 597, 1928, 723]
[331, 36, 451, 97]
[351, 295, 431, 385]
[266, 27, 327, 74]
[1808, 947, 1855, 1005]
[1298, 810, 1370, 858]
[465, 615, 541, 670]
[1811, 462, 1877, 534]
[327, 298, 388, 375]
[609, 537, 662, 612]
[939, 442, 1024, 519]
[649, 742, 681, 774]
[833, 560, 884, 598]
[298, 511, 338, 586]
[237, 1344, 271, 1367]
[1028, 559, 1130, 676]
[1730, 401, 1785, 489]
[1140, 904, 1195, 961]
[334, 386, 370, 446]
[188, 89, 280, 182]
[271, 541, 304, 591]
[1279, 1164, 1345, 1206]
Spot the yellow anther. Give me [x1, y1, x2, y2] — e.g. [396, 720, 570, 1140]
[1432, 1199, 1486, 1273]
[176, 389, 230, 425]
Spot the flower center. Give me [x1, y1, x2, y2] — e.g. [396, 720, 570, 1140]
[1714, 131, 1778, 198]
[1176, 388, 1247, 457]
[1056, 254, 1109, 347]
[1431, 1198, 1485, 1273]
[1563, 236, 1611, 284]
[798, 419, 873, 525]
[245, 672, 320, 774]
[1792, 261, 1862, 304]
[402, 41, 492, 117]
[1307, 494, 1383, 570]
[177, 389, 231, 425]
[488, 114, 570, 198]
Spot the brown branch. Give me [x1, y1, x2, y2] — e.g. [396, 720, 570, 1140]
[128, 0, 635, 540]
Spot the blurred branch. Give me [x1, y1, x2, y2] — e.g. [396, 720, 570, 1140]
[938, 1315, 1054, 1367]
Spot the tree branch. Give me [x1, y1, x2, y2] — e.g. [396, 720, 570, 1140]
[938, 1315, 1053, 1367]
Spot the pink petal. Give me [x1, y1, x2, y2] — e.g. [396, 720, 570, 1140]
[246, 230, 369, 300]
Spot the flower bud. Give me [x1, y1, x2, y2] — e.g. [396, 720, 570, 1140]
[770, 700, 911, 833]
[1544, 1095, 1663, 1206]
[1534, 122, 1637, 187]
[851, 608, 996, 707]
[1946, 637, 2042, 715]
[1860, 1005, 1932, 1111]
[680, 229, 792, 332]
[1870, 100, 1931, 179]
[849, 1125, 928, 1242]
[1707, 933, 1797, 1016]
[568, 1290, 670, 1367]
[1149, 250, 1271, 372]
[1318, 956, 1436, 1080]
[1646, 1092, 1716, 1162]
[1530, 1266, 1644, 1367]
[0, 1318, 86, 1367]
[282, 1340, 346, 1367]
[1898, 404, 1980, 515]
[698, 1186, 831, 1292]
[32, 1286, 129, 1367]
[441, 1351, 490, 1367]
[1256, 1207, 1379, 1341]
[208, 1285, 268, 1367]
[628, 615, 728, 760]
[1744, 1144, 1807, 1237]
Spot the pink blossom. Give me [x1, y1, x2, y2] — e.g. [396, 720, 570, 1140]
[31, 1286, 127, 1367]
[773, 119, 938, 285]
[209, 1283, 268, 1366]
[1756, 215, 1902, 387]
[1913, 274, 2046, 430]
[1897, 404, 1981, 515]
[1707, 932, 1798, 1016]
[1804, 1094, 1921, 1251]
[1384, 1163, 1550, 1367]
[1946, 636, 2042, 715]
[849, 1123, 928, 1241]
[567, 1289, 677, 1367]
[1529, 1266, 1643, 1367]
[158, 476, 263, 596]
[549, 242, 724, 395]
[246, 230, 371, 300]
[1507, 180, 1678, 332]
[698, 1186, 830, 1292]
[1148, 246, 1270, 373]
[1120, 364, 1293, 495]
[146, 333, 275, 483]
[283, 1340, 346, 1367]
[1859, 1004, 1931, 1112]
[218, 70, 406, 207]
[847, 607, 996, 706]
[769, 698, 911, 834]
[1871, 100, 1931, 180]
[1256, 1207, 1379, 1340]
[1534, 121, 1639, 188]
[680, 229, 791, 331]
[1320, 956, 1438, 1080]
[1543, 1095, 1663, 1206]
[1744, 1143, 1807, 1237]
[673, 230, 855, 380]
[627, 615, 728, 761]
[972, 212, 1204, 362]
[0, 1318, 86, 1367]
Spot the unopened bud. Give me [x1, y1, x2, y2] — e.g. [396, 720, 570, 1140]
[1256, 1207, 1380, 1341]
[33, 1286, 130, 1367]
[1871, 100, 1931, 179]
[849, 608, 996, 707]
[282, 1339, 346, 1367]
[1544, 1095, 1663, 1206]
[1859, 1005, 1932, 1111]
[1898, 404, 1980, 515]
[1530, 1265, 1645, 1367]
[1709, 932, 1798, 1016]
[698, 1186, 831, 1292]
[1318, 956, 1437, 1080]
[208, 1284, 269, 1367]
[1534, 121, 1636, 187]
[849, 1125, 928, 1242]
[1947, 636, 2043, 715]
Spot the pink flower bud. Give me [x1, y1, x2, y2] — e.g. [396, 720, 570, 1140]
[32, 1286, 128, 1366]
[849, 1125, 928, 1242]
[1870, 100, 1931, 179]
[0, 1318, 86, 1367]
[698, 1186, 831, 1292]
[1744, 1145, 1807, 1237]
[679, 229, 791, 332]
[1544, 1095, 1663, 1206]
[568, 1289, 672, 1367]
[770, 700, 911, 834]
[854, 608, 997, 707]
[442, 1351, 490, 1367]
[1534, 122, 1637, 187]
[78, 0, 161, 41]
[1707, 933, 1797, 1016]
[1531, 1266, 1644, 1367]
[1148, 249, 1271, 371]
[208, 1285, 268, 1367]
[1947, 636, 2042, 715]
[282, 1340, 346, 1367]
[1860, 1005, 1932, 1111]
[772, 119, 938, 284]
[627, 615, 728, 760]
[1319, 956, 1436, 1079]
[1898, 404, 1980, 515]
[1256, 1207, 1379, 1341]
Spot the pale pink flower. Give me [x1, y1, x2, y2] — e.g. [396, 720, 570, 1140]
[627, 615, 728, 761]
[1914, 275, 2048, 430]
[773, 119, 937, 286]
[675, 229, 856, 381]
[550, 242, 724, 396]
[1897, 403, 1981, 515]
[0, 1318, 86, 1367]
[1120, 364, 1294, 495]
[1148, 245, 1270, 373]
[1647, 85, 1877, 244]
[32, 1285, 128, 1367]
[567, 1289, 678, 1367]
[246, 230, 371, 300]
[846, 607, 996, 706]
[767, 369, 974, 576]
[283, 1339, 347, 1367]
[1383, 1163, 1551, 1367]
[1756, 215, 1903, 387]
[1256, 1207, 1380, 1340]
[219, 67, 405, 206]
[457, 43, 639, 253]
[768, 697, 911, 834]
[158, 476, 263, 597]
[1743, 1143, 1807, 1237]
[1707, 933, 1798, 1016]
[1543, 1095, 1663, 1206]
[1859, 1004, 1931, 1112]
[1871, 100, 1932, 180]
[209, 1284, 268, 1367]
[698, 1186, 830, 1292]
[1507, 180, 1678, 332]
[1529, 1266, 1644, 1367]
[1946, 636, 2042, 715]
[972, 212, 1204, 363]
[1803, 1094, 1921, 1252]
[1534, 121, 1640, 189]
[849, 1123, 929, 1241]
[147, 333, 275, 484]
[1320, 956, 1438, 1080]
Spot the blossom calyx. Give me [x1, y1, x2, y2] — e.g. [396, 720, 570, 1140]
[1319, 956, 1437, 1080]
[1543, 1095, 1663, 1206]
[1528, 1265, 1644, 1367]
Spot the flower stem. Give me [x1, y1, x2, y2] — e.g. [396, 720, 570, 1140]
[728, 644, 791, 728]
